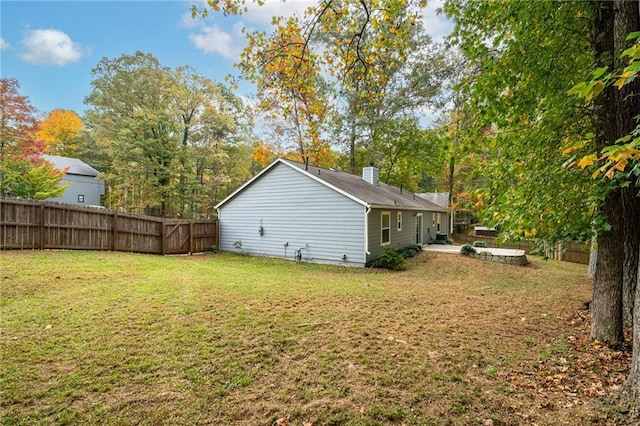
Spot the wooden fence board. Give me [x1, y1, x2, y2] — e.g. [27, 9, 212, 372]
[0, 199, 218, 255]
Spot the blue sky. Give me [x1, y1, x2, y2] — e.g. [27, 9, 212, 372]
[1, 0, 452, 118]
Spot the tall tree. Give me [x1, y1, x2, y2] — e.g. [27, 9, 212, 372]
[85, 52, 253, 217]
[0, 78, 43, 162]
[569, 1, 640, 405]
[0, 78, 66, 199]
[216, 0, 441, 176]
[614, 0, 640, 330]
[35, 109, 85, 157]
[443, 0, 598, 245]
[589, 0, 624, 345]
[85, 52, 181, 216]
[240, 22, 334, 167]
[168, 65, 252, 216]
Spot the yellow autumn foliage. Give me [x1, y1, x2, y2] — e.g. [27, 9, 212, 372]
[36, 109, 85, 156]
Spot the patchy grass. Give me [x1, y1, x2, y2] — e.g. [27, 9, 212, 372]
[0, 250, 631, 425]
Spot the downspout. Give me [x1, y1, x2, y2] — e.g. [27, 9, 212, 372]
[215, 207, 221, 251]
[364, 205, 371, 260]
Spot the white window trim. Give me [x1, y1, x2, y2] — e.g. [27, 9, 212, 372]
[397, 211, 402, 232]
[381, 211, 391, 246]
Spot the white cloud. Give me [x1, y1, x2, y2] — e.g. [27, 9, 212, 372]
[179, 10, 201, 29]
[189, 21, 247, 59]
[187, 0, 313, 58]
[19, 29, 89, 66]
[422, 0, 453, 44]
[0, 38, 10, 50]
[241, 0, 316, 26]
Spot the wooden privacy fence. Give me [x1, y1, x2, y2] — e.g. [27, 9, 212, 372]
[0, 199, 218, 255]
[452, 233, 590, 265]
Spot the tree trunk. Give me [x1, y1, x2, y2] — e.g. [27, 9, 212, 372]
[612, 0, 640, 408]
[448, 156, 455, 234]
[614, 0, 640, 327]
[590, 0, 625, 345]
[620, 267, 640, 407]
[622, 186, 640, 326]
[588, 235, 597, 279]
[591, 189, 625, 344]
[349, 116, 356, 174]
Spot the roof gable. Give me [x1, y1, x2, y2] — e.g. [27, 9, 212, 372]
[215, 158, 447, 212]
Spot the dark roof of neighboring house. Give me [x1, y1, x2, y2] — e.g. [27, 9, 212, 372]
[43, 155, 100, 177]
[416, 192, 450, 209]
[216, 158, 447, 212]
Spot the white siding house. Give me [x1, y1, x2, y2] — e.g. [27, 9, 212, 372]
[215, 159, 448, 267]
[43, 155, 105, 206]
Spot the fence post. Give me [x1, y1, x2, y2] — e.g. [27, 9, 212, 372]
[39, 203, 45, 250]
[161, 220, 166, 255]
[112, 211, 118, 251]
[189, 221, 194, 255]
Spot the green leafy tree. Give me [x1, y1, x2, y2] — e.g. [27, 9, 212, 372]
[168, 65, 253, 216]
[446, 0, 640, 407]
[85, 52, 253, 217]
[3, 159, 69, 200]
[443, 0, 597, 245]
[85, 52, 178, 216]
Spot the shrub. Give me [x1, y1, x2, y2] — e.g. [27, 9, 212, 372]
[460, 244, 476, 255]
[366, 247, 406, 270]
[473, 240, 487, 248]
[399, 244, 422, 258]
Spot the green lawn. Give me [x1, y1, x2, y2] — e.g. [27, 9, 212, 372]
[0, 250, 629, 425]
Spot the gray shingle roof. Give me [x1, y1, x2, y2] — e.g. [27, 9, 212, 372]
[43, 155, 100, 177]
[284, 159, 447, 212]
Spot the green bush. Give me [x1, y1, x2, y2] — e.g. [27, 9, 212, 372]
[473, 240, 487, 248]
[460, 244, 476, 255]
[366, 247, 406, 270]
[399, 244, 422, 258]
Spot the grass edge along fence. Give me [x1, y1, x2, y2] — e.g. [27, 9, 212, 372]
[0, 198, 218, 255]
[452, 233, 589, 265]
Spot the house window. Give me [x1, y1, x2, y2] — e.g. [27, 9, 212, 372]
[78, 195, 85, 203]
[436, 213, 442, 232]
[397, 212, 403, 231]
[381, 211, 391, 245]
[432, 213, 436, 227]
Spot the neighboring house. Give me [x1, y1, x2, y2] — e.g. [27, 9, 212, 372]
[417, 192, 449, 210]
[43, 155, 105, 206]
[417, 192, 452, 233]
[215, 158, 448, 267]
